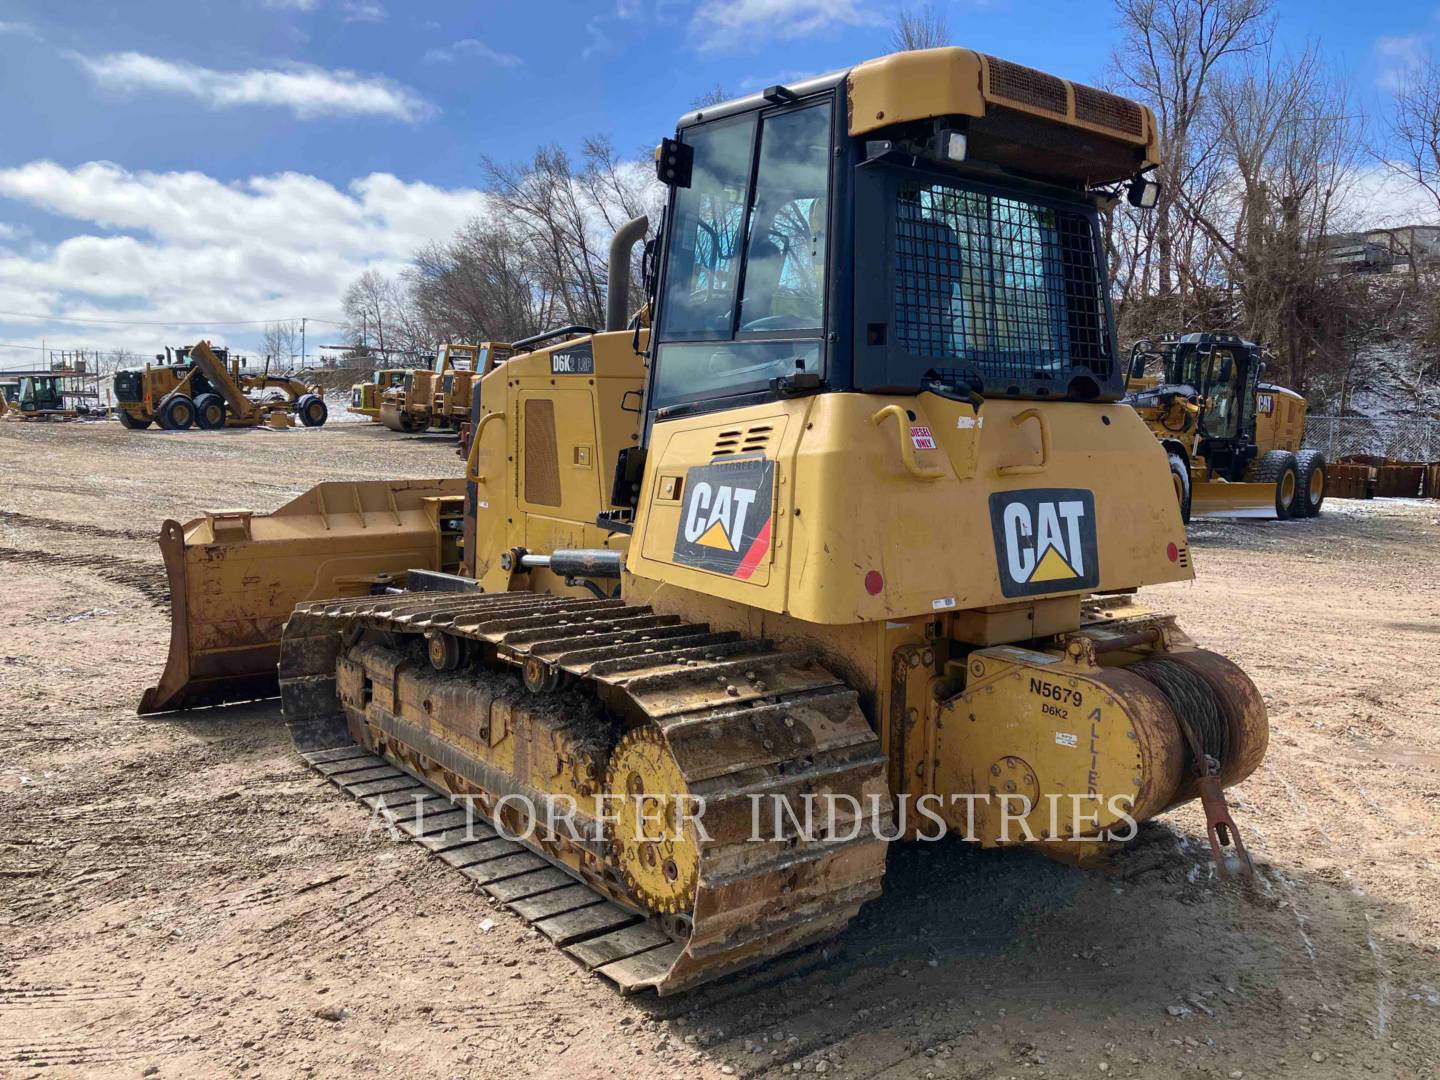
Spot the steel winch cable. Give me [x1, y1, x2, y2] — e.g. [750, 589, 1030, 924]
[1126, 658, 1230, 773]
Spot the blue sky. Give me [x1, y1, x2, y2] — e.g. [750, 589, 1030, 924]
[1, 0, 1439, 366]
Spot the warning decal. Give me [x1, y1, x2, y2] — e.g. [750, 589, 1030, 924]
[672, 455, 774, 579]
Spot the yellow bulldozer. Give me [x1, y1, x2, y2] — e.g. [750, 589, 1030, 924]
[347, 368, 408, 421]
[138, 48, 1267, 995]
[1127, 333, 1325, 522]
[379, 343, 512, 434]
[114, 342, 328, 430]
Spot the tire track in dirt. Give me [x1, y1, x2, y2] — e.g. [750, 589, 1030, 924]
[0, 547, 168, 608]
[0, 510, 154, 543]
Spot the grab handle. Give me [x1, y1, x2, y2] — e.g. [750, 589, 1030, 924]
[465, 411, 506, 484]
[997, 408, 1050, 476]
[870, 404, 944, 481]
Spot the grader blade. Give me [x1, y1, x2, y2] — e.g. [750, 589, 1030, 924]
[1190, 480, 1277, 519]
[139, 478, 464, 714]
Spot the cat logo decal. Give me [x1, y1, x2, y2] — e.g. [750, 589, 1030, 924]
[989, 488, 1099, 598]
[672, 456, 774, 579]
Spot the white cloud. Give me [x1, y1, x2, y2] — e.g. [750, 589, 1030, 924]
[259, 0, 319, 10]
[73, 51, 433, 122]
[1374, 33, 1431, 89]
[691, 0, 878, 51]
[0, 160, 493, 354]
[0, 20, 39, 37]
[1340, 164, 1440, 229]
[423, 38, 522, 66]
[341, 0, 386, 22]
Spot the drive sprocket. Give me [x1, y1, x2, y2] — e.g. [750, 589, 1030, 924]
[606, 725, 700, 914]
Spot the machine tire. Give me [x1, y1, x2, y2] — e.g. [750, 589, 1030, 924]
[117, 410, 152, 431]
[1168, 452, 1192, 524]
[159, 394, 196, 431]
[1294, 450, 1326, 517]
[297, 394, 328, 427]
[194, 393, 227, 430]
[1255, 450, 1299, 520]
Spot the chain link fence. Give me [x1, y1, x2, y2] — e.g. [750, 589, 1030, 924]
[1302, 416, 1440, 463]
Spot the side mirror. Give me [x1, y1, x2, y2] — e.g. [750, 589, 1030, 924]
[1127, 338, 1156, 383]
[654, 138, 693, 188]
[1127, 176, 1161, 209]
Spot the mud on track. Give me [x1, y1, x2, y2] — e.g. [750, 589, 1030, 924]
[1, 419, 1437, 1079]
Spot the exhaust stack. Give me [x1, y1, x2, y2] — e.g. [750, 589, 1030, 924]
[605, 215, 649, 333]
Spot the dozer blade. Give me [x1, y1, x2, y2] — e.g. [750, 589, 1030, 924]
[1191, 480, 1277, 519]
[139, 478, 464, 714]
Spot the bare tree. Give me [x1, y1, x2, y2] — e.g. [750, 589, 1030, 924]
[1205, 44, 1361, 389]
[690, 84, 732, 109]
[1112, 0, 1272, 301]
[261, 320, 302, 366]
[343, 270, 431, 358]
[409, 219, 552, 344]
[891, 5, 950, 51]
[1383, 57, 1440, 216]
[481, 139, 660, 330]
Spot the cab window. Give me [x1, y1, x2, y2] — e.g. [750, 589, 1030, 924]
[738, 105, 830, 333]
[1205, 349, 1240, 439]
[659, 114, 756, 340]
[654, 100, 833, 410]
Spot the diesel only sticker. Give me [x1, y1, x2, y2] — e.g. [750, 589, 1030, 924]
[551, 343, 594, 375]
[672, 456, 774, 579]
[989, 488, 1099, 598]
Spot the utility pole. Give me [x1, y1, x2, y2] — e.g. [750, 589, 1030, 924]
[301, 318, 307, 369]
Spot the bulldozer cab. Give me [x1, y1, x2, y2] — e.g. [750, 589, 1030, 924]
[646, 68, 1134, 437]
[17, 375, 64, 412]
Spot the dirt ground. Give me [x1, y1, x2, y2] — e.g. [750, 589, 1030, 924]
[1, 417, 1437, 1080]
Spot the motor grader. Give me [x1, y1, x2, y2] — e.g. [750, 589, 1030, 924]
[114, 342, 328, 430]
[347, 368, 408, 421]
[1127, 333, 1325, 522]
[138, 48, 1268, 995]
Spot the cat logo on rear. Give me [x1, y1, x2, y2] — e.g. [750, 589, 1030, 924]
[989, 488, 1099, 597]
[672, 456, 774, 580]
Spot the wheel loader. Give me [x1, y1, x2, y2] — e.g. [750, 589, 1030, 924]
[138, 48, 1268, 995]
[114, 342, 328, 430]
[1126, 333, 1326, 522]
[347, 368, 408, 420]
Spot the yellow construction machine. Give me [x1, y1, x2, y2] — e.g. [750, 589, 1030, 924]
[348, 368, 408, 420]
[138, 49, 1267, 994]
[379, 343, 511, 434]
[0, 368, 101, 420]
[1127, 333, 1325, 522]
[114, 342, 328, 430]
